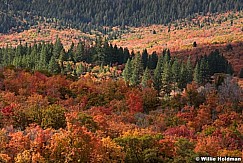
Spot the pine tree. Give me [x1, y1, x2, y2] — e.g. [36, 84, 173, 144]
[48, 56, 61, 74]
[171, 58, 181, 92]
[186, 56, 193, 83]
[141, 67, 150, 88]
[179, 63, 188, 89]
[123, 47, 130, 64]
[38, 45, 48, 70]
[153, 56, 163, 95]
[193, 62, 201, 84]
[141, 49, 148, 69]
[148, 51, 158, 69]
[75, 41, 85, 63]
[130, 53, 143, 86]
[162, 61, 172, 95]
[122, 58, 132, 84]
[199, 57, 210, 84]
[53, 37, 63, 59]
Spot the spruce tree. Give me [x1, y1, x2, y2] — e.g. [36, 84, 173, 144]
[122, 58, 132, 84]
[153, 56, 163, 95]
[171, 58, 181, 92]
[53, 37, 63, 59]
[141, 49, 148, 69]
[162, 61, 172, 95]
[193, 62, 201, 84]
[48, 56, 61, 74]
[130, 53, 143, 86]
[186, 56, 193, 83]
[141, 67, 150, 88]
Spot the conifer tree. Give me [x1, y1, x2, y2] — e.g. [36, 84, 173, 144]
[141, 49, 148, 69]
[162, 60, 172, 95]
[186, 56, 193, 83]
[53, 37, 63, 59]
[48, 56, 61, 74]
[172, 58, 181, 91]
[193, 62, 201, 84]
[141, 67, 150, 88]
[153, 56, 163, 95]
[130, 53, 143, 86]
[122, 58, 132, 84]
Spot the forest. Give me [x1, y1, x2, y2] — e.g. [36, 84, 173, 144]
[0, 0, 242, 33]
[0, 37, 242, 162]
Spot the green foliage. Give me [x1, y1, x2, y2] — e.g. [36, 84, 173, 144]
[48, 56, 61, 74]
[141, 67, 150, 88]
[153, 56, 163, 95]
[114, 133, 163, 162]
[130, 53, 143, 86]
[0, 0, 241, 33]
[174, 138, 199, 163]
[122, 59, 132, 84]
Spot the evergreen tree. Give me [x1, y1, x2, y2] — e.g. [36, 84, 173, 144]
[162, 60, 172, 95]
[199, 57, 210, 84]
[141, 49, 148, 70]
[74, 41, 85, 63]
[186, 56, 193, 83]
[193, 62, 201, 84]
[123, 47, 130, 64]
[171, 58, 181, 92]
[38, 45, 48, 70]
[53, 37, 63, 59]
[48, 56, 61, 74]
[141, 67, 150, 88]
[130, 53, 143, 86]
[148, 51, 158, 69]
[67, 42, 75, 62]
[153, 56, 163, 95]
[59, 49, 66, 74]
[179, 63, 188, 89]
[122, 58, 132, 84]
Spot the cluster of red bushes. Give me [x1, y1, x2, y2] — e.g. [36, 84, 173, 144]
[0, 68, 242, 162]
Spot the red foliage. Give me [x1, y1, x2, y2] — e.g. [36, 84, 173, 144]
[164, 125, 195, 139]
[125, 89, 143, 114]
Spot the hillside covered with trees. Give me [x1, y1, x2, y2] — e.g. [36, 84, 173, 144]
[0, 1, 242, 162]
[0, 0, 242, 33]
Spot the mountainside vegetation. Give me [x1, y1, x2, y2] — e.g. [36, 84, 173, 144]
[0, 0, 242, 33]
[0, 1, 243, 162]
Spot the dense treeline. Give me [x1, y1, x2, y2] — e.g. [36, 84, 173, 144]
[0, 0, 242, 33]
[123, 49, 233, 96]
[0, 38, 151, 75]
[0, 38, 233, 95]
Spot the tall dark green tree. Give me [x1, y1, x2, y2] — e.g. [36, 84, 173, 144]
[141, 67, 150, 88]
[130, 53, 143, 86]
[53, 37, 63, 59]
[48, 56, 61, 74]
[171, 58, 181, 92]
[162, 60, 172, 95]
[148, 51, 158, 69]
[186, 56, 193, 83]
[141, 49, 148, 70]
[153, 56, 163, 95]
[122, 58, 132, 84]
